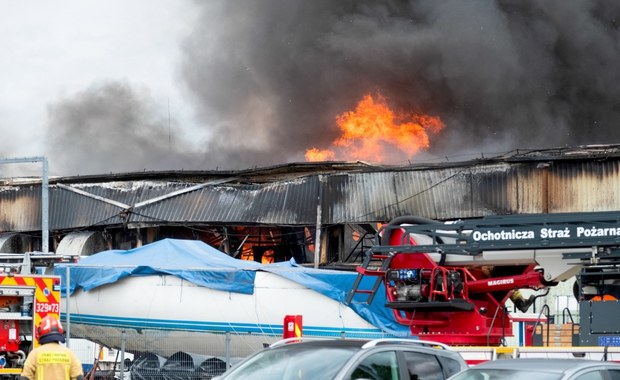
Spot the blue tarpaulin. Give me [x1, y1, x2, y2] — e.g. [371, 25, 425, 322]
[54, 238, 411, 336]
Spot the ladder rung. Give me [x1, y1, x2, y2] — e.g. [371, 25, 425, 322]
[371, 254, 390, 259]
[346, 252, 393, 305]
[356, 267, 385, 276]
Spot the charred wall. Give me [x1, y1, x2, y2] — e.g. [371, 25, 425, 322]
[1, 146, 620, 260]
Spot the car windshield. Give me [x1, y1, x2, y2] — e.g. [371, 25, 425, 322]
[220, 344, 359, 380]
[449, 368, 562, 380]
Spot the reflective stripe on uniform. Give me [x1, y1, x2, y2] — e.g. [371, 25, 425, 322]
[36, 351, 72, 364]
[36, 354, 72, 380]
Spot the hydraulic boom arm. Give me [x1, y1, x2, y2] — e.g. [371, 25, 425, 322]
[347, 211, 620, 346]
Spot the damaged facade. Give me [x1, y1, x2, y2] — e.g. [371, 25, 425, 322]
[1, 144, 620, 267]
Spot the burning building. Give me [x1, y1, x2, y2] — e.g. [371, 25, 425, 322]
[1, 144, 620, 267]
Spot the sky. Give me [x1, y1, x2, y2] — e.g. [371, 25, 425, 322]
[1, 1, 620, 177]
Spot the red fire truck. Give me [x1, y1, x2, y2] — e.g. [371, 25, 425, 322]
[0, 253, 70, 377]
[347, 211, 620, 350]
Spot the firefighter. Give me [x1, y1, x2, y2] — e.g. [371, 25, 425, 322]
[20, 316, 84, 380]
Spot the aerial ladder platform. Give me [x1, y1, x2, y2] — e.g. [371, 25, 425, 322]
[346, 211, 620, 347]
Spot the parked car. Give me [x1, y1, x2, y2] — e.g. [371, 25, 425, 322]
[212, 337, 468, 380]
[448, 358, 620, 380]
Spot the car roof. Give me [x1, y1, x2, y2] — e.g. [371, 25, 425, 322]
[269, 338, 456, 352]
[270, 339, 368, 349]
[266, 338, 466, 363]
[472, 358, 620, 373]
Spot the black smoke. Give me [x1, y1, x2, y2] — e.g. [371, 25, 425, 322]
[181, 0, 620, 164]
[46, 82, 208, 175]
[46, 1, 620, 175]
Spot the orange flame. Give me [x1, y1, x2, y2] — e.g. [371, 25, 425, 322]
[305, 93, 444, 162]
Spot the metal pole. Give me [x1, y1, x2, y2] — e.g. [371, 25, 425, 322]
[120, 331, 126, 380]
[41, 158, 49, 253]
[225, 332, 231, 369]
[65, 265, 71, 348]
[313, 175, 323, 269]
[0, 157, 49, 253]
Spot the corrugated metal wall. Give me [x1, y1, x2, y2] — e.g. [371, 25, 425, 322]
[2, 150, 620, 233]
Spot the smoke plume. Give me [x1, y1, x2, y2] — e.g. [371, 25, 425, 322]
[180, 0, 620, 165]
[46, 82, 209, 175]
[46, 1, 620, 175]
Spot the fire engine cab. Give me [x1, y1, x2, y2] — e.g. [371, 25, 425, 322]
[0, 253, 67, 377]
[347, 211, 620, 350]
